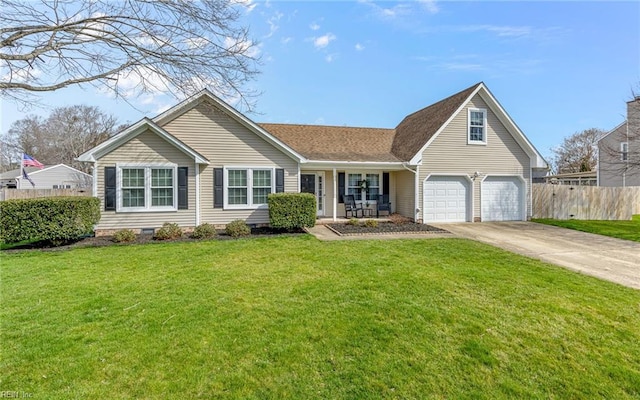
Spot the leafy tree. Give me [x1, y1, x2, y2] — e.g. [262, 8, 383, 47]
[550, 128, 604, 174]
[0, 0, 259, 108]
[1, 105, 123, 172]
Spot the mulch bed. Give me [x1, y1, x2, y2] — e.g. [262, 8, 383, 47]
[327, 222, 450, 236]
[3, 227, 306, 253]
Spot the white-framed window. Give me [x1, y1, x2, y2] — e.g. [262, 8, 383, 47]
[117, 164, 177, 212]
[346, 172, 382, 203]
[224, 167, 274, 209]
[621, 142, 629, 161]
[468, 108, 487, 144]
[366, 173, 380, 201]
[347, 173, 362, 201]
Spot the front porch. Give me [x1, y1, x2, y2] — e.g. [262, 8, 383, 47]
[300, 164, 417, 222]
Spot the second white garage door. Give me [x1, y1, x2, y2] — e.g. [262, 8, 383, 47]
[481, 176, 524, 221]
[423, 176, 470, 222]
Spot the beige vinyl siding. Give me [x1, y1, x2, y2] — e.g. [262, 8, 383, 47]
[96, 129, 196, 230]
[162, 100, 298, 225]
[394, 169, 415, 219]
[418, 94, 531, 221]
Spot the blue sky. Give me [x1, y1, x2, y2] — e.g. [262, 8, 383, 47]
[1, 0, 639, 161]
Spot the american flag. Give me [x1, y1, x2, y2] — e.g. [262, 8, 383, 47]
[22, 153, 44, 169]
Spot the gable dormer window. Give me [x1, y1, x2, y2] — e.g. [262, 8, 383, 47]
[468, 108, 487, 144]
[621, 142, 628, 161]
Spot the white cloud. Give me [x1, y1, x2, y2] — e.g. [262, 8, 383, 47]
[309, 22, 320, 31]
[325, 53, 338, 63]
[355, 43, 365, 51]
[184, 37, 208, 49]
[313, 33, 336, 49]
[265, 11, 283, 38]
[315, 117, 325, 125]
[224, 36, 260, 58]
[281, 37, 293, 45]
[418, 0, 439, 14]
[234, 0, 257, 13]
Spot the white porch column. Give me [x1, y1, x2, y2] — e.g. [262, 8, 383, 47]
[332, 167, 337, 221]
[195, 162, 200, 226]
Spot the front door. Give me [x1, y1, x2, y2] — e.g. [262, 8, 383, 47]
[301, 173, 324, 216]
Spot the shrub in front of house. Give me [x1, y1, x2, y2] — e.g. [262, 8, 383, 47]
[192, 223, 217, 239]
[347, 218, 360, 226]
[364, 219, 379, 228]
[0, 196, 100, 245]
[225, 219, 250, 238]
[154, 223, 183, 240]
[112, 229, 136, 243]
[268, 193, 316, 230]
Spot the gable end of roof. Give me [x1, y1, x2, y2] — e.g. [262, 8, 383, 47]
[392, 83, 482, 161]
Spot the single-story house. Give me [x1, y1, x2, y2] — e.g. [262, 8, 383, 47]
[597, 96, 640, 187]
[78, 82, 548, 235]
[544, 171, 597, 186]
[0, 164, 92, 189]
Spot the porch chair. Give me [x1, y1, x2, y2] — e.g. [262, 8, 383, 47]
[376, 194, 391, 218]
[344, 194, 364, 218]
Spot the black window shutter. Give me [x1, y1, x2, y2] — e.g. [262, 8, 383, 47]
[276, 169, 285, 193]
[104, 167, 116, 211]
[178, 167, 188, 210]
[214, 168, 223, 208]
[338, 172, 345, 203]
[383, 172, 390, 195]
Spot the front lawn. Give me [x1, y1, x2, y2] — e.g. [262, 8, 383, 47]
[533, 217, 640, 242]
[2, 237, 639, 398]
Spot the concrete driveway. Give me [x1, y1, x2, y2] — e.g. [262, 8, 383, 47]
[435, 222, 640, 290]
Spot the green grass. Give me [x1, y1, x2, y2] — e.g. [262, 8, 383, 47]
[2, 236, 640, 399]
[533, 217, 640, 242]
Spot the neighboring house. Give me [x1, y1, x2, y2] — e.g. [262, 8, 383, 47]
[544, 171, 597, 186]
[78, 82, 548, 234]
[0, 164, 92, 189]
[597, 96, 640, 187]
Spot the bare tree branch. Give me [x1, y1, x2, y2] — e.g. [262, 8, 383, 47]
[0, 0, 260, 110]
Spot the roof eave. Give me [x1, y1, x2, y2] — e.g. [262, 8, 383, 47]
[302, 159, 406, 170]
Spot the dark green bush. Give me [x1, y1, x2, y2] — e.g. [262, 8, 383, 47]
[192, 223, 217, 239]
[225, 219, 250, 238]
[268, 193, 316, 230]
[112, 229, 136, 243]
[154, 223, 183, 240]
[0, 196, 100, 245]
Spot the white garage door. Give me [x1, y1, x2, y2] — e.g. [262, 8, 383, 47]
[481, 176, 523, 221]
[423, 176, 470, 222]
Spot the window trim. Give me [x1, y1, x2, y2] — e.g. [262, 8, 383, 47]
[345, 171, 382, 204]
[467, 108, 488, 145]
[621, 142, 629, 161]
[116, 163, 178, 212]
[223, 166, 275, 210]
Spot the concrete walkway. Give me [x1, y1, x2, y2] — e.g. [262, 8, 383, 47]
[434, 222, 640, 290]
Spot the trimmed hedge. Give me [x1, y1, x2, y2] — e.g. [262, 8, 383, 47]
[0, 196, 100, 244]
[268, 192, 316, 230]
